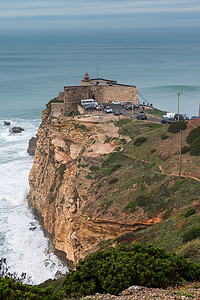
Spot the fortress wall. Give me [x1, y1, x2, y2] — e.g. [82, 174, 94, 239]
[52, 83, 138, 115]
[64, 86, 90, 112]
[100, 86, 138, 104]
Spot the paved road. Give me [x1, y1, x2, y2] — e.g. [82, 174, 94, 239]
[107, 103, 161, 123]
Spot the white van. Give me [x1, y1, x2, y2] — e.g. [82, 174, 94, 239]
[163, 112, 175, 119]
[81, 99, 97, 107]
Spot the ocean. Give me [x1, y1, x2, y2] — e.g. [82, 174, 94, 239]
[0, 34, 200, 284]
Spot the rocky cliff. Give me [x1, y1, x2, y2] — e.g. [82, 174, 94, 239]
[28, 111, 160, 265]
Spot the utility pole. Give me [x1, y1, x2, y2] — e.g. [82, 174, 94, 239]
[178, 91, 184, 121]
[132, 90, 134, 118]
[179, 130, 182, 177]
[118, 114, 120, 138]
[198, 102, 200, 118]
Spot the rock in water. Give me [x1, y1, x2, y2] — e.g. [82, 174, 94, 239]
[27, 136, 38, 156]
[4, 121, 11, 126]
[11, 126, 25, 133]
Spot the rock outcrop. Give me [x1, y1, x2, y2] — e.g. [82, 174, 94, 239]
[11, 126, 24, 133]
[28, 112, 159, 265]
[27, 136, 38, 156]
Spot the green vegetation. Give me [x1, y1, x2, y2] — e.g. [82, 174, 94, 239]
[185, 126, 200, 156]
[134, 137, 147, 146]
[183, 207, 196, 218]
[63, 243, 200, 297]
[108, 177, 118, 184]
[168, 121, 187, 133]
[57, 165, 66, 176]
[145, 108, 167, 118]
[114, 120, 162, 138]
[161, 134, 169, 140]
[190, 137, 200, 156]
[183, 227, 200, 243]
[186, 126, 200, 144]
[181, 146, 190, 154]
[74, 123, 87, 130]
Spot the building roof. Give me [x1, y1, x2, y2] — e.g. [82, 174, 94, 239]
[82, 78, 136, 87]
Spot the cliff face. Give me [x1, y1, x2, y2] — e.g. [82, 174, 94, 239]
[28, 112, 159, 265]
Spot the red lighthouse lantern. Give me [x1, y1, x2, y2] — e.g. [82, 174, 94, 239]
[84, 72, 89, 81]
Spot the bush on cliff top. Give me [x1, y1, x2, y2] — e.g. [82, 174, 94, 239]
[63, 243, 200, 297]
[168, 121, 187, 133]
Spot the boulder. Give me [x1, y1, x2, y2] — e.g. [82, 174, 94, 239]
[27, 136, 38, 156]
[4, 121, 11, 126]
[11, 126, 25, 133]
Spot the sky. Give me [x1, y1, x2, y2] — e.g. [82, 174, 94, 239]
[0, 0, 200, 36]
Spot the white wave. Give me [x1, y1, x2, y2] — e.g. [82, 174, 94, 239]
[0, 118, 68, 284]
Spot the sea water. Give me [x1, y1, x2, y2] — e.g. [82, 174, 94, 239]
[0, 34, 200, 283]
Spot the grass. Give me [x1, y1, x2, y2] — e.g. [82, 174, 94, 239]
[145, 108, 167, 118]
[81, 117, 200, 261]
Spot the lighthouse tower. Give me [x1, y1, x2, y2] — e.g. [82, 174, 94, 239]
[84, 72, 89, 81]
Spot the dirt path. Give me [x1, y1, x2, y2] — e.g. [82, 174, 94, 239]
[123, 153, 200, 183]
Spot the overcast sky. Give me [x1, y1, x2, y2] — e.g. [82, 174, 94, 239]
[1, 0, 200, 35]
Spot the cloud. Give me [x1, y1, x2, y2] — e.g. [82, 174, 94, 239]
[0, 0, 200, 18]
[0, 0, 199, 32]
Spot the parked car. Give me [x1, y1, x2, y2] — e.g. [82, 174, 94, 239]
[85, 105, 96, 110]
[182, 114, 189, 120]
[163, 112, 176, 119]
[125, 105, 132, 110]
[111, 101, 121, 105]
[96, 104, 104, 110]
[136, 113, 147, 120]
[114, 109, 121, 116]
[161, 117, 174, 124]
[191, 116, 199, 120]
[174, 114, 184, 121]
[104, 106, 113, 113]
[122, 102, 132, 107]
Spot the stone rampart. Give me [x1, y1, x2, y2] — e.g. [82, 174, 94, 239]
[51, 79, 138, 115]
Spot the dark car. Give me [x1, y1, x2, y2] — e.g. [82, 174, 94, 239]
[174, 114, 184, 121]
[125, 105, 132, 110]
[191, 116, 199, 120]
[161, 117, 174, 124]
[114, 109, 121, 116]
[182, 114, 189, 120]
[136, 113, 147, 120]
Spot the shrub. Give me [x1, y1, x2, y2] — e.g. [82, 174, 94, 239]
[161, 134, 169, 140]
[181, 146, 190, 154]
[186, 126, 200, 144]
[74, 123, 87, 130]
[190, 136, 200, 156]
[89, 165, 100, 172]
[134, 137, 147, 146]
[184, 207, 196, 218]
[124, 196, 152, 213]
[183, 227, 200, 243]
[120, 138, 127, 145]
[108, 178, 118, 184]
[114, 146, 121, 151]
[63, 243, 200, 297]
[168, 121, 187, 133]
[57, 165, 66, 175]
[151, 149, 156, 153]
[102, 152, 126, 168]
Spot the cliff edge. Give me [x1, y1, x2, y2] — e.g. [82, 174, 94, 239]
[28, 111, 159, 265]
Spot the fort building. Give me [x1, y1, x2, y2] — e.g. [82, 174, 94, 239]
[49, 73, 138, 117]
